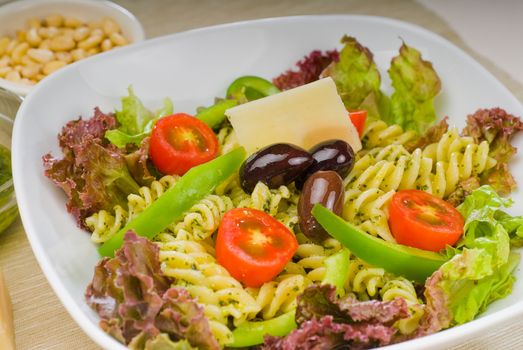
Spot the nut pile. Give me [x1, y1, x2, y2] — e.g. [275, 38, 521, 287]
[0, 14, 129, 86]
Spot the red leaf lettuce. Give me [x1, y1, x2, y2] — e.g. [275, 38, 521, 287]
[43, 108, 140, 227]
[273, 50, 339, 91]
[85, 231, 219, 350]
[462, 107, 523, 195]
[263, 284, 409, 350]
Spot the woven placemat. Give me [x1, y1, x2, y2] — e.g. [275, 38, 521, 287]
[1, 0, 522, 349]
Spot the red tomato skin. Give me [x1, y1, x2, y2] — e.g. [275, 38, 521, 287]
[149, 113, 219, 175]
[216, 208, 298, 287]
[388, 190, 464, 252]
[349, 110, 367, 137]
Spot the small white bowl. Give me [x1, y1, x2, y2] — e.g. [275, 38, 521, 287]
[0, 0, 145, 97]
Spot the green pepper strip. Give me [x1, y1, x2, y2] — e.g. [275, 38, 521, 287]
[322, 248, 350, 297]
[312, 204, 448, 283]
[99, 147, 246, 257]
[196, 99, 238, 130]
[229, 310, 296, 347]
[226, 75, 280, 102]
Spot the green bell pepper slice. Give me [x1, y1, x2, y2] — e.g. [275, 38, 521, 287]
[322, 248, 351, 296]
[229, 310, 296, 347]
[226, 75, 280, 102]
[312, 204, 448, 283]
[99, 147, 246, 257]
[196, 99, 238, 129]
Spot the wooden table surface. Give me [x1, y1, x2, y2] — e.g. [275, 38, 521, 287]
[1, 0, 522, 349]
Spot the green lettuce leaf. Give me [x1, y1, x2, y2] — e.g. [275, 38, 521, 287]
[421, 186, 521, 333]
[494, 211, 523, 247]
[106, 87, 173, 148]
[386, 43, 441, 133]
[322, 35, 389, 120]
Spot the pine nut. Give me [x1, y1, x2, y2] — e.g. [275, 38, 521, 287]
[78, 35, 103, 50]
[21, 64, 41, 79]
[101, 38, 113, 52]
[73, 27, 90, 42]
[0, 56, 9, 68]
[38, 39, 50, 50]
[43, 60, 66, 75]
[87, 47, 100, 56]
[39, 26, 59, 39]
[109, 32, 127, 46]
[71, 48, 86, 61]
[5, 70, 21, 82]
[103, 18, 120, 36]
[50, 35, 75, 51]
[0, 38, 9, 56]
[44, 14, 64, 28]
[91, 28, 104, 38]
[11, 42, 29, 64]
[55, 51, 73, 64]
[26, 28, 42, 47]
[20, 55, 35, 66]
[6, 40, 17, 55]
[27, 48, 54, 63]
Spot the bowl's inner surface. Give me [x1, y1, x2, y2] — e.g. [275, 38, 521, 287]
[12, 16, 523, 350]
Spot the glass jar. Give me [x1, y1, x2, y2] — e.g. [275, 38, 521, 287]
[0, 88, 22, 234]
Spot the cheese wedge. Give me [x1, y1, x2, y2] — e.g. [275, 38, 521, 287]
[0, 271, 15, 350]
[225, 77, 362, 154]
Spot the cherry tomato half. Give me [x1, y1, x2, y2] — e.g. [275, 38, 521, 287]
[149, 113, 219, 175]
[216, 208, 298, 287]
[349, 110, 367, 137]
[388, 190, 464, 252]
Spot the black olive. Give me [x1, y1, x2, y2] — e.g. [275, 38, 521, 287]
[240, 143, 314, 193]
[298, 170, 344, 243]
[295, 139, 355, 189]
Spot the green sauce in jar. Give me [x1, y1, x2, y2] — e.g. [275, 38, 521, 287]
[0, 144, 11, 186]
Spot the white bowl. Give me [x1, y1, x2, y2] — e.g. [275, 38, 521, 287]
[11, 15, 523, 350]
[0, 0, 145, 96]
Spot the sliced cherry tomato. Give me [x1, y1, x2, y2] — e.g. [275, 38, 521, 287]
[216, 208, 298, 287]
[388, 190, 464, 252]
[349, 110, 367, 137]
[149, 113, 219, 175]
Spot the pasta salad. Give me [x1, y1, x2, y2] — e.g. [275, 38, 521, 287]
[43, 35, 523, 350]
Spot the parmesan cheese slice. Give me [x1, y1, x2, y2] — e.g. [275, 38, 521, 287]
[225, 77, 362, 154]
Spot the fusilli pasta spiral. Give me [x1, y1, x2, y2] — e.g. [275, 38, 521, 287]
[156, 232, 259, 345]
[217, 125, 240, 155]
[169, 194, 234, 240]
[362, 120, 417, 150]
[86, 175, 179, 243]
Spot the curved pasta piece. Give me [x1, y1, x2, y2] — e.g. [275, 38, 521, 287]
[362, 120, 417, 149]
[86, 175, 179, 243]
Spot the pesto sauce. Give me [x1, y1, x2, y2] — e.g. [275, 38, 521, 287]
[0, 202, 18, 233]
[0, 144, 11, 186]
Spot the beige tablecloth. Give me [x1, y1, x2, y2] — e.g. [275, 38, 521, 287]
[1, 0, 522, 349]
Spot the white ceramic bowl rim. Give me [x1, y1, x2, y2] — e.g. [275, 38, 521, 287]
[12, 14, 523, 350]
